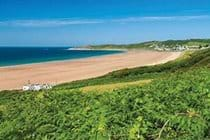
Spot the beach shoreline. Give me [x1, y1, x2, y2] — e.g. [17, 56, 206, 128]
[0, 50, 182, 90]
[0, 50, 125, 69]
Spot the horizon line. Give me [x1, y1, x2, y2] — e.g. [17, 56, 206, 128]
[0, 37, 210, 47]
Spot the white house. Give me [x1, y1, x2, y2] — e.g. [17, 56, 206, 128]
[22, 83, 53, 91]
[22, 85, 30, 91]
[42, 84, 52, 90]
[32, 84, 42, 91]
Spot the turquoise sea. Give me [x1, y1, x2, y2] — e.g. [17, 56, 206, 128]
[0, 47, 123, 67]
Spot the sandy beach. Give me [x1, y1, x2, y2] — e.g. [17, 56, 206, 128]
[0, 50, 181, 90]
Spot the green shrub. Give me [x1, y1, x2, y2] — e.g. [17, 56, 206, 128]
[0, 68, 210, 139]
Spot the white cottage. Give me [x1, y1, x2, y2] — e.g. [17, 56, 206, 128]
[32, 84, 42, 91]
[22, 85, 30, 91]
[22, 83, 52, 91]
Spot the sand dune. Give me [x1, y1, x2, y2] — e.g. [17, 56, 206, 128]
[0, 50, 181, 90]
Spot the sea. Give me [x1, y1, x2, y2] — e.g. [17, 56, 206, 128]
[0, 47, 123, 67]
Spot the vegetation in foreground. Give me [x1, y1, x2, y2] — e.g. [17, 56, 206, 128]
[0, 48, 210, 139]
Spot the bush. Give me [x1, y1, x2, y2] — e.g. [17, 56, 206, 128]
[0, 68, 209, 139]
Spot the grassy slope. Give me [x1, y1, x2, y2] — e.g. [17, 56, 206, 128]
[0, 49, 210, 139]
[0, 68, 209, 139]
[88, 41, 156, 50]
[89, 39, 210, 50]
[80, 79, 151, 92]
[56, 48, 210, 90]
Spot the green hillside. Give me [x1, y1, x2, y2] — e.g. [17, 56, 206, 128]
[88, 41, 157, 50]
[88, 39, 210, 50]
[56, 48, 210, 90]
[0, 48, 210, 139]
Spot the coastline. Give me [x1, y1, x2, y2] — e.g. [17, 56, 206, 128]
[0, 49, 125, 69]
[0, 50, 182, 90]
[0, 47, 124, 68]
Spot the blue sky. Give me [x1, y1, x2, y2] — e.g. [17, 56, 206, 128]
[0, 0, 210, 46]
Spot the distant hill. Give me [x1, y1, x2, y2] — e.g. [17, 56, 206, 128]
[88, 39, 210, 50]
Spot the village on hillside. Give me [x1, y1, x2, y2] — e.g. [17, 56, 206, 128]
[153, 44, 210, 51]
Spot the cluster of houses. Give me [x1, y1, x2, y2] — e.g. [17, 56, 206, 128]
[153, 44, 210, 51]
[22, 83, 53, 91]
[154, 45, 188, 51]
